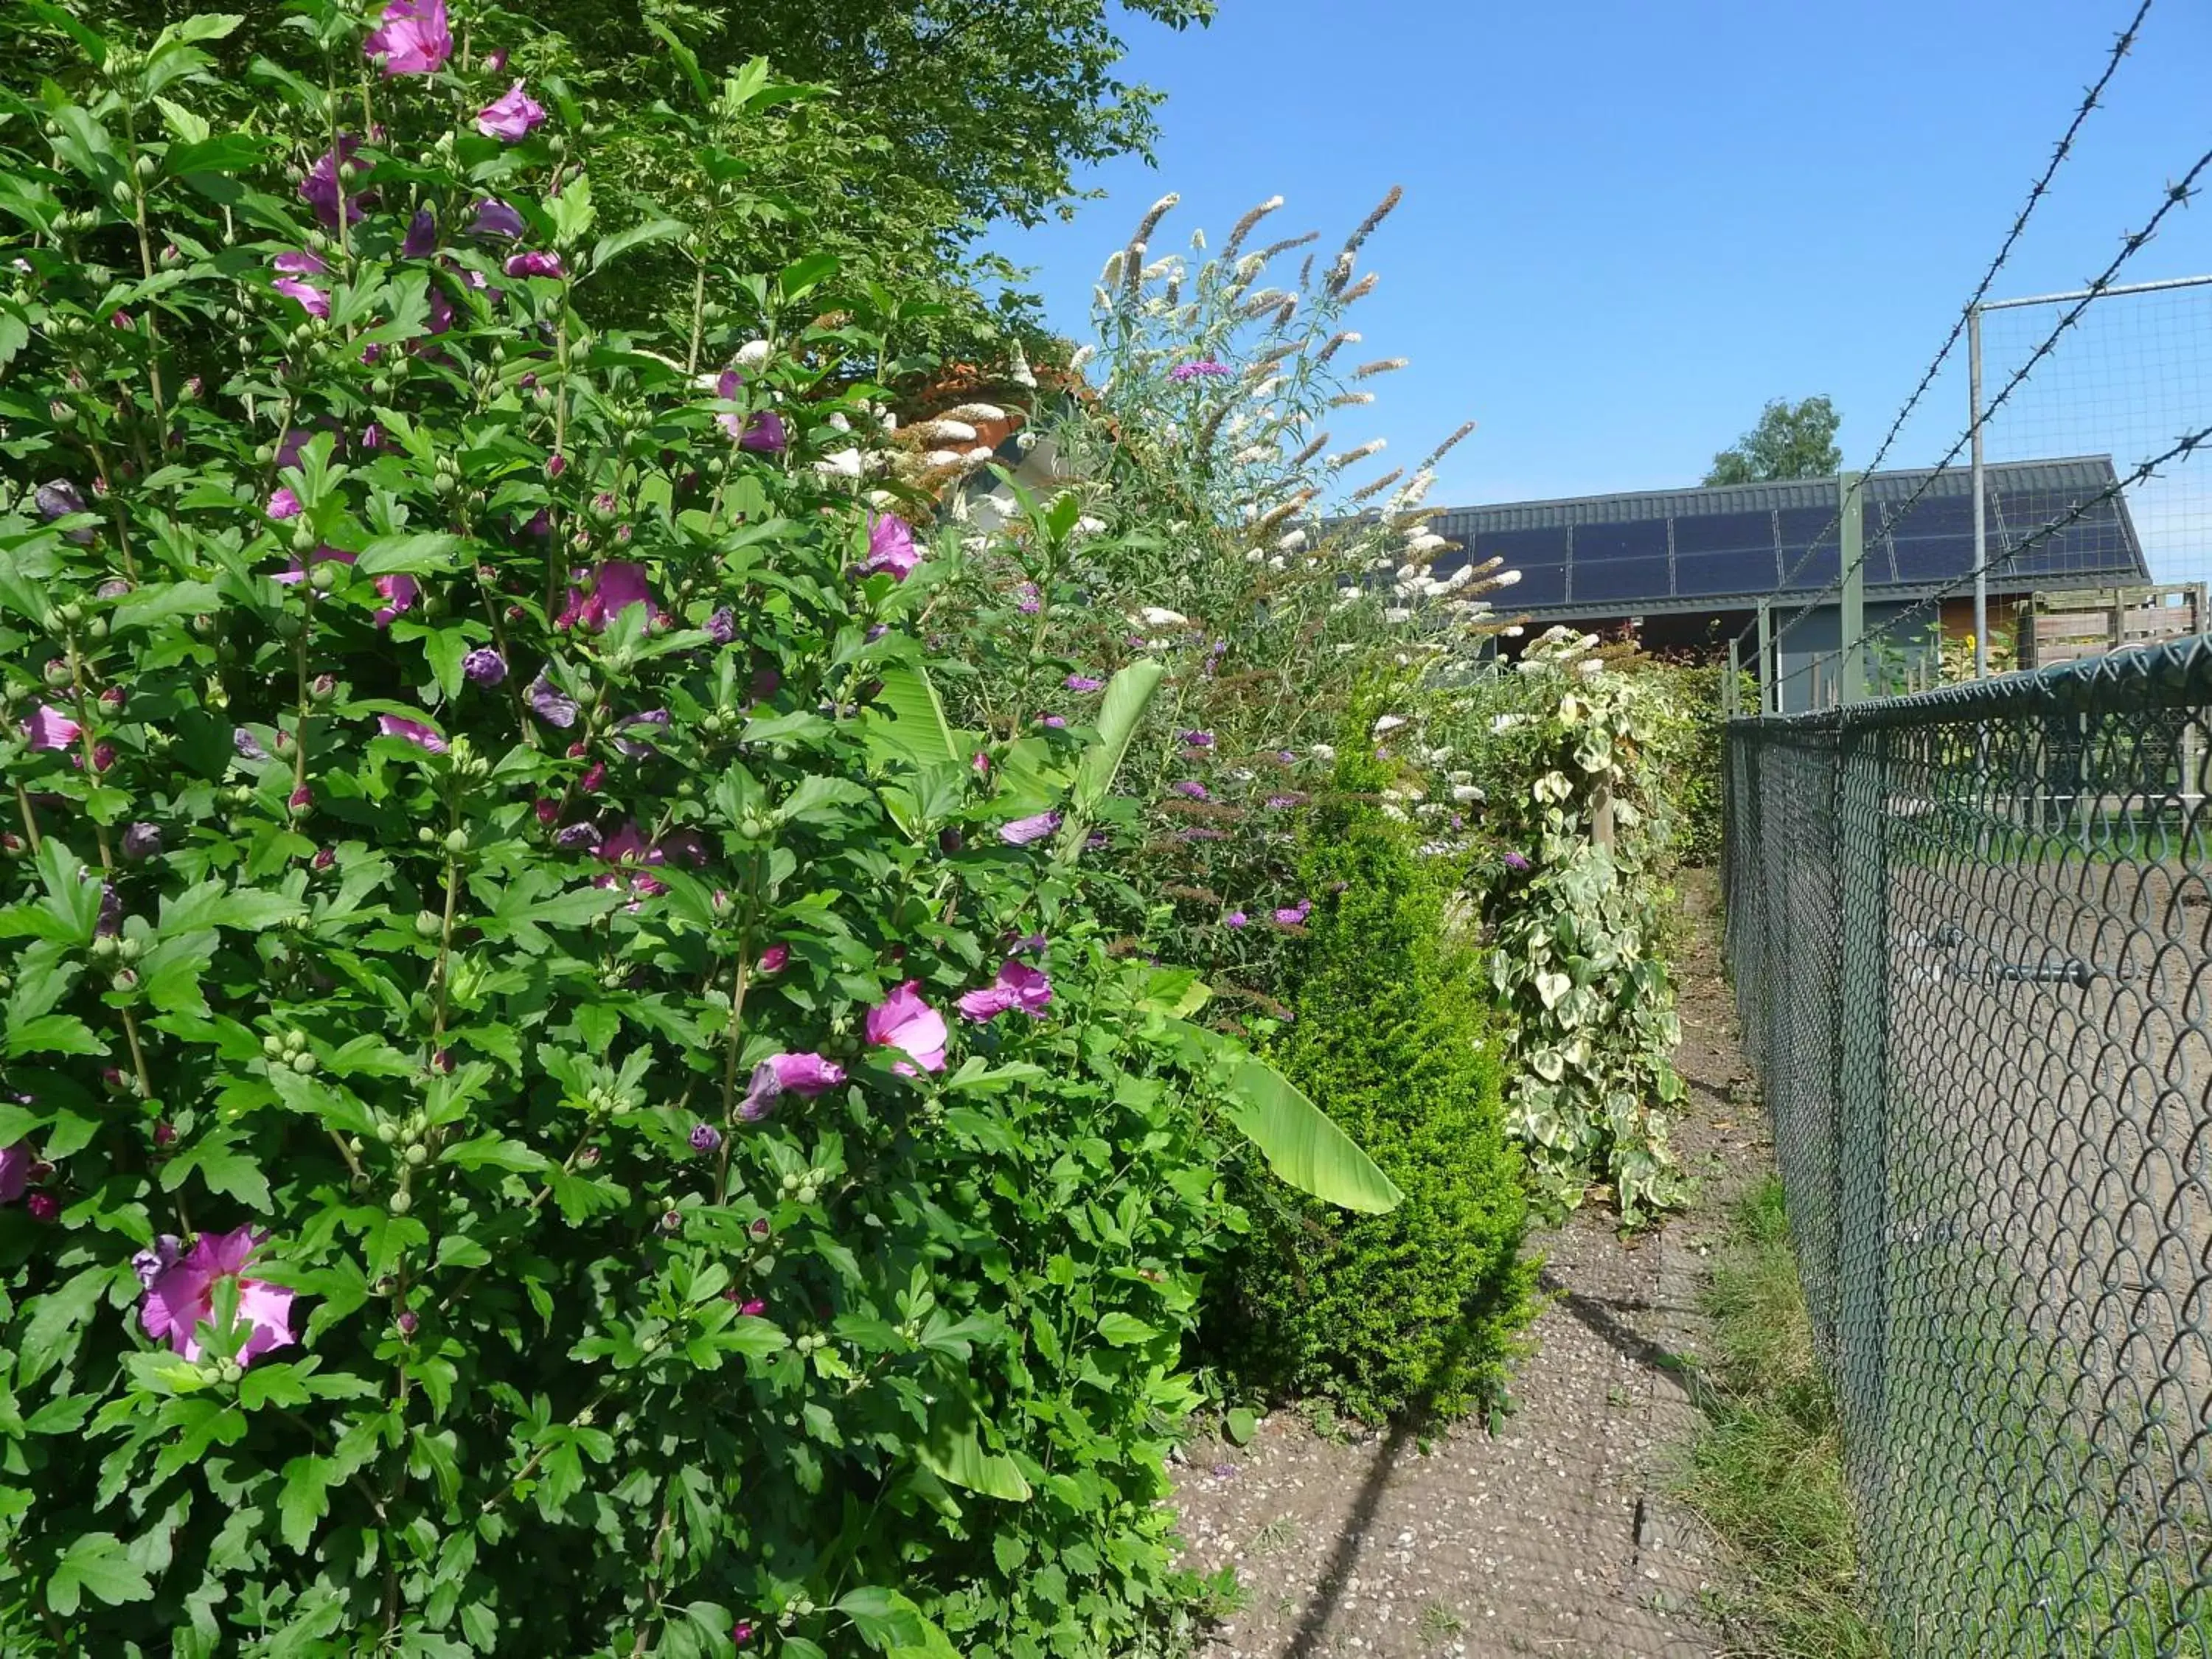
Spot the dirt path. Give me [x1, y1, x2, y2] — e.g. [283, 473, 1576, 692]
[1173, 869, 1767, 1659]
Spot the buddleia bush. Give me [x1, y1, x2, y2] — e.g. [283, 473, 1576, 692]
[1208, 745, 1531, 1423]
[0, 6, 1400, 1654]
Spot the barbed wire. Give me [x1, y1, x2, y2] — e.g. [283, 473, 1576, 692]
[1773, 2, 2152, 597]
[1770, 420, 2212, 698]
[1733, 0, 2155, 650]
[1765, 136, 2212, 661]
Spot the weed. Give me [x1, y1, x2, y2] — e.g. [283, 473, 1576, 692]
[1674, 1175, 1888, 1658]
[1251, 1515, 1302, 1557]
[1418, 1601, 1465, 1646]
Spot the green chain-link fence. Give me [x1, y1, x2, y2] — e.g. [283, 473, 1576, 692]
[1725, 637, 2212, 1657]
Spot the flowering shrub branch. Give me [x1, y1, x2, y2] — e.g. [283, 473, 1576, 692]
[0, 8, 1397, 1653]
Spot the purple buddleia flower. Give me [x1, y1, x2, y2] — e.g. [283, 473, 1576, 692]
[1169, 360, 1231, 382]
[1065, 675, 1103, 692]
[1503, 849, 1531, 872]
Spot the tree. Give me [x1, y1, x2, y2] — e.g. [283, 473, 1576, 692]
[1703, 395, 1842, 486]
[49, 0, 1214, 361]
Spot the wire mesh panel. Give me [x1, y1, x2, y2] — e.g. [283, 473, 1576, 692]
[1726, 638, 2212, 1657]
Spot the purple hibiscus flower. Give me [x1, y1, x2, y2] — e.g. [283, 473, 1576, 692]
[860, 513, 920, 581]
[476, 80, 546, 142]
[364, 0, 452, 76]
[998, 811, 1062, 846]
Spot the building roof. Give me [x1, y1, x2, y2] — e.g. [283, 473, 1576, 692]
[1427, 456, 2151, 619]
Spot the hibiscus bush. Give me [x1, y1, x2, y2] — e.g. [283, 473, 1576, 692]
[0, 7, 1399, 1654]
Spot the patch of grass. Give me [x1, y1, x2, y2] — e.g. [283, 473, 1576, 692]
[1417, 1600, 1464, 1646]
[1250, 1515, 1301, 1558]
[1674, 1175, 1887, 1658]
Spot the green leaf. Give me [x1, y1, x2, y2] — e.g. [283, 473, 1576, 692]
[150, 12, 241, 49]
[588, 218, 688, 278]
[775, 775, 872, 826]
[5, 1012, 103, 1058]
[835, 1586, 925, 1651]
[440, 1133, 549, 1175]
[355, 533, 462, 577]
[1071, 658, 1166, 817]
[548, 173, 595, 246]
[113, 580, 223, 632]
[863, 664, 959, 769]
[643, 18, 711, 102]
[19, 1, 108, 66]
[422, 626, 466, 701]
[777, 251, 840, 303]
[917, 1420, 1030, 1502]
[152, 93, 210, 145]
[1096, 1312, 1157, 1347]
[46, 1533, 151, 1617]
[19, 1267, 109, 1387]
[276, 1455, 335, 1552]
[886, 1618, 963, 1659]
[162, 1127, 271, 1208]
[1217, 1052, 1404, 1214]
[1225, 1406, 1259, 1445]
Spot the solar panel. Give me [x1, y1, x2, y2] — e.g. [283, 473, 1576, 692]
[1511, 563, 1568, 607]
[1476, 526, 1569, 568]
[1880, 491, 1975, 584]
[1989, 485, 2130, 581]
[1670, 509, 1776, 560]
[1565, 521, 1669, 605]
[1775, 506, 1841, 587]
[1573, 521, 1669, 564]
[1573, 554, 1670, 603]
[1675, 550, 1776, 597]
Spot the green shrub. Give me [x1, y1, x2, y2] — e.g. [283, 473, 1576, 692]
[0, 10, 1396, 1653]
[1209, 754, 1531, 1421]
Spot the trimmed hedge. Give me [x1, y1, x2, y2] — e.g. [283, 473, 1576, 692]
[1211, 756, 1533, 1421]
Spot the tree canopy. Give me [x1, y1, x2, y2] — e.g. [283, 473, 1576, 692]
[1703, 394, 1842, 487]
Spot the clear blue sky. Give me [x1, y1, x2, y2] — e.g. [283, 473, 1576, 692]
[985, 0, 2212, 535]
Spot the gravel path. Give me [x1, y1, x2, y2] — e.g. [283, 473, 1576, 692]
[1172, 870, 1766, 1659]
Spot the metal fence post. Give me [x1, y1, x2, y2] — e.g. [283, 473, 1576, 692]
[1758, 600, 1774, 715]
[1969, 302, 1987, 678]
[1840, 470, 1865, 703]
